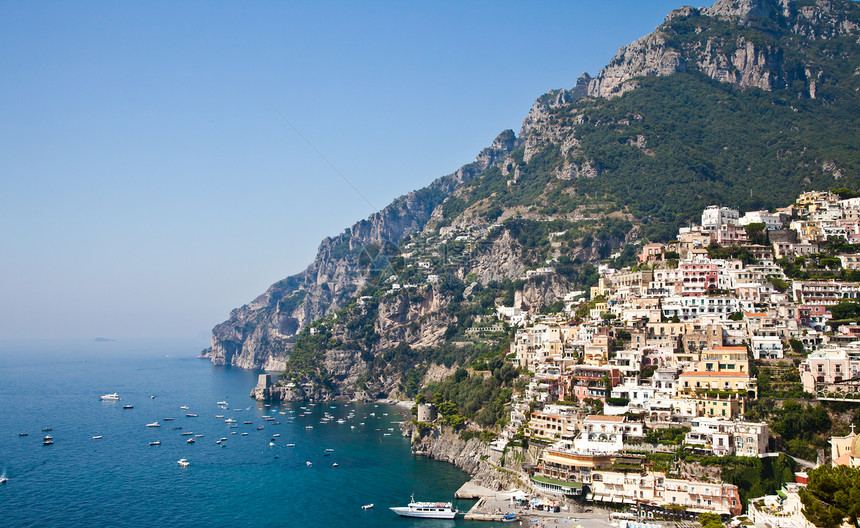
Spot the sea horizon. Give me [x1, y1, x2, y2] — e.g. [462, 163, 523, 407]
[0, 338, 480, 527]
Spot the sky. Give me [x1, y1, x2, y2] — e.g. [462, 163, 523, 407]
[0, 1, 689, 341]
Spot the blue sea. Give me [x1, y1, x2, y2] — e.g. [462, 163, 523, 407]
[0, 339, 480, 527]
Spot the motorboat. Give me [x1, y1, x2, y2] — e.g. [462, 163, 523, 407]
[194, 434, 204, 438]
[256, 426, 264, 431]
[186, 438, 195, 444]
[180, 406, 189, 410]
[43, 439, 53, 446]
[362, 504, 373, 510]
[217, 401, 228, 406]
[186, 414, 198, 418]
[269, 442, 275, 446]
[18, 433, 28, 437]
[100, 393, 121, 401]
[306, 461, 312, 467]
[241, 432, 248, 436]
[123, 405, 133, 409]
[149, 441, 161, 446]
[224, 418, 236, 424]
[177, 458, 189, 467]
[0, 477, 7, 484]
[163, 417, 174, 421]
[286, 443, 295, 447]
[146, 422, 160, 428]
[92, 435, 103, 440]
[43, 435, 53, 441]
[41, 427, 52, 432]
[389, 495, 456, 519]
[181, 432, 193, 436]
[332, 463, 338, 467]
[215, 415, 224, 419]
[243, 421, 252, 424]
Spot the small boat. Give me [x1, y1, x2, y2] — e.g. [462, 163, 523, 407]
[241, 432, 248, 436]
[180, 406, 189, 410]
[194, 434, 204, 438]
[269, 442, 275, 446]
[181, 432, 193, 436]
[272, 433, 280, 438]
[123, 405, 133, 409]
[502, 513, 520, 523]
[230, 432, 237, 435]
[177, 458, 189, 467]
[18, 433, 28, 437]
[92, 435, 103, 440]
[43, 440, 53, 446]
[325, 448, 334, 452]
[146, 422, 160, 427]
[41, 427, 52, 432]
[0, 477, 7, 485]
[186, 414, 198, 418]
[389, 495, 457, 519]
[173, 426, 182, 430]
[306, 461, 312, 467]
[220, 437, 227, 441]
[163, 417, 174, 421]
[215, 415, 224, 419]
[100, 393, 121, 401]
[150, 395, 156, 399]
[256, 426, 264, 431]
[286, 443, 296, 447]
[149, 441, 161, 446]
[186, 438, 195, 444]
[243, 421, 252, 424]
[305, 426, 313, 429]
[362, 504, 373, 510]
[43, 435, 53, 441]
[224, 418, 236, 424]
[217, 401, 228, 406]
[332, 463, 338, 467]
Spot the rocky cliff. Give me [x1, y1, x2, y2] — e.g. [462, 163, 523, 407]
[201, 130, 516, 369]
[405, 422, 536, 492]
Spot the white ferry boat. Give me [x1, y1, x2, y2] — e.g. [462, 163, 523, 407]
[389, 495, 457, 519]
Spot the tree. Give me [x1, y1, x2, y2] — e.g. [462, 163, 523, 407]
[799, 465, 860, 528]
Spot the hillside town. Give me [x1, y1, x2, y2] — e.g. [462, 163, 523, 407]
[432, 190, 860, 526]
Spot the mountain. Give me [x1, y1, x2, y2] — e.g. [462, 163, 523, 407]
[203, 0, 860, 399]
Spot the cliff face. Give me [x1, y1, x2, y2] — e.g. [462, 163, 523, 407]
[587, 0, 860, 98]
[202, 130, 516, 369]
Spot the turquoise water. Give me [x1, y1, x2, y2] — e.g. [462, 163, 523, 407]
[0, 340, 478, 527]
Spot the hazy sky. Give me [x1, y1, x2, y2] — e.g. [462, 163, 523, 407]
[1, 1, 687, 341]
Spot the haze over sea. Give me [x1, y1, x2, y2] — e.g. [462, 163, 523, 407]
[0, 339, 480, 527]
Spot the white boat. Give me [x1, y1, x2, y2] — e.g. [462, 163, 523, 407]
[362, 504, 373, 510]
[224, 418, 236, 424]
[269, 442, 275, 446]
[177, 458, 189, 467]
[186, 438, 195, 444]
[306, 461, 312, 467]
[180, 405, 189, 410]
[145, 421, 160, 427]
[217, 401, 228, 406]
[149, 441, 161, 446]
[92, 435, 103, 439]
[389, 495, 457, 519]
[100, 393, 120, 401]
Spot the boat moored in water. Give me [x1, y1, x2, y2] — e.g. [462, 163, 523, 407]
[100, 393, 121, 401]
[177, 458, 189, 467]
[389, 495, 457, 519]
